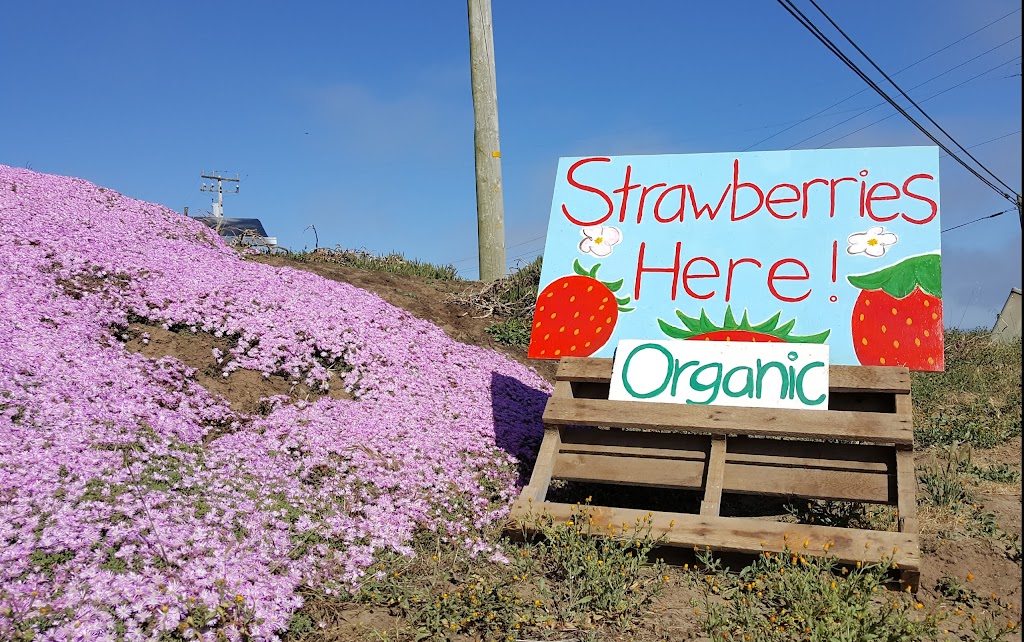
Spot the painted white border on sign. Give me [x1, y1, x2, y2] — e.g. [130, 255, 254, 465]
[609, 340, 830, 410]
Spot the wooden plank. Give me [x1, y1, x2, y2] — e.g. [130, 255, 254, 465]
[831, 366, 910, 394]
[555, 358, 911, 394]
[894, 392, 913, 418]
[723, 462, 891, 503]
[555, 357, 614, 383]
[893, 393, 917, 533]
[543, 397, 913, 446]
[552, 379, 573, 399]
[514, 501, 920, 570]
[549, 442, 891, 503]
[521, 427, 562, 503]
[559, 426, 709, 460]
[558, 430, 892, 474]
[559, 442, 706, 461]
[548, 454, 890, 502]
[725, 436, 894, 473]
[895, 448, 919, 533]
[701, 436, 727, 515]
[553, 453, 706, 489]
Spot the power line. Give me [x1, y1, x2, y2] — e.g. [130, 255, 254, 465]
[901, 35, 1020, 93]
[816, 56, 1021, 148]
[941, 208, 1014, 233]
[788, 42, 1021, 149]
[943, 129, 1021, 156]
[804, 0, 1020, 199]
[889, 7, 1020, 75]
[744, 7, 1021, 151]
[450, 233, 547, 265]
[775, 0, 1019, 206]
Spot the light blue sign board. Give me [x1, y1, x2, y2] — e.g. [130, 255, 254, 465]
[528, 146, 943, 369]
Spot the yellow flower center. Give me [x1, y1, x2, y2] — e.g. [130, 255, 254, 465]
[867, 238, 879, 246]
[595, 236, 604, 244]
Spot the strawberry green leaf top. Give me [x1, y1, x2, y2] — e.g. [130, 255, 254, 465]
[658, 306, 830, 343]
[572, 259, 634, 311]
[847, 253, 942, 299]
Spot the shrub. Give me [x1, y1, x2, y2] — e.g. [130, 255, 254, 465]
[485, 318, 533, 346]
[290, 246, 460, 280]
[913, 330, 1021, 448]
[696, 547, 942, 641]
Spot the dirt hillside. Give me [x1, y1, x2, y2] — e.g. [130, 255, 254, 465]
[249, 254, 1022, 641]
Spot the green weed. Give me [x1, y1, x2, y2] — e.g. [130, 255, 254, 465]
[485, 318, 532, 346]
[286, 502, 668, 640]
[785, 500, 897, 531]
[290, 247, 459, 281]
[526, 502, 668, 629]
[695, 547, 942, 641]
[918, 456, 973, 509]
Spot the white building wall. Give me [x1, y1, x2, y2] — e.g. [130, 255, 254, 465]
[991, 288, 1022, 344]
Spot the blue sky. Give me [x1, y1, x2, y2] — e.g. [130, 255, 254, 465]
[1, 1, 1020, 329]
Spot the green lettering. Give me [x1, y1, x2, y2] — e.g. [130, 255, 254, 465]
[786, 351, 798, 399]
[688, 362, 723, 405]
[723, 365, 754, 398]
[621, 343, 673, 399]
[795, 361, 827, 406]
[756, 359, 789, 400]
[671, 359, 699, 396]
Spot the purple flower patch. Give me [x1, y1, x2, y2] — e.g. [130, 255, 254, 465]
[0, 166, 550, 640]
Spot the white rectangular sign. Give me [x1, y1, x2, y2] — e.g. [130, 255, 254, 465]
[609, 340, 830, 410]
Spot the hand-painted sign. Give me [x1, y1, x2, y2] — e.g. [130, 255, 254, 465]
[609, 340, 830, 410]
[528, 146, 944, 371]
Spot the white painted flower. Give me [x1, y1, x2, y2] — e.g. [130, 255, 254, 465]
[847, 226, 898, 258]
[579, 225, 622, 257]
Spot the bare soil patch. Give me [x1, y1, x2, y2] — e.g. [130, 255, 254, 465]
[122, 322, 352, 415]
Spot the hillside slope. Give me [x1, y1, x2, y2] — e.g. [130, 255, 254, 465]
[0, 166, 550, 640]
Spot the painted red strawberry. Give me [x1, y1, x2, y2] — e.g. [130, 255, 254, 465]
[528, 260, 633, 359]
[658, 306, 830, 343]
[847, 253, 943, 371]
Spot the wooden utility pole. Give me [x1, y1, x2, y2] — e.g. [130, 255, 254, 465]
[468, 0, 506, 281]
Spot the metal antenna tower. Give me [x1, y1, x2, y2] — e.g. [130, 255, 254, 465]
[200, 170, 240, 218]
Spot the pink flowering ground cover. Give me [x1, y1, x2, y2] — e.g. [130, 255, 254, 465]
[0, 165, 551, 640]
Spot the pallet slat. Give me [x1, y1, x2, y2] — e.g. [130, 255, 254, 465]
[559, 426, 709, 459]
[511, 501, 920, 570]
[558, 429, 894, 473]
[521, 427, 562, 503]
[722, 462, 891, 503]
[725, 436, 894, 473]
[549, 449, 891, 503]
[553, 452, 706, 489]
[543, 397, 913, 446]
[895, 448, 919, 533]
[701, 436, 727, 515]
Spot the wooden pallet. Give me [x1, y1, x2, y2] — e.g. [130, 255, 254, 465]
[510, 357, 921, 590]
